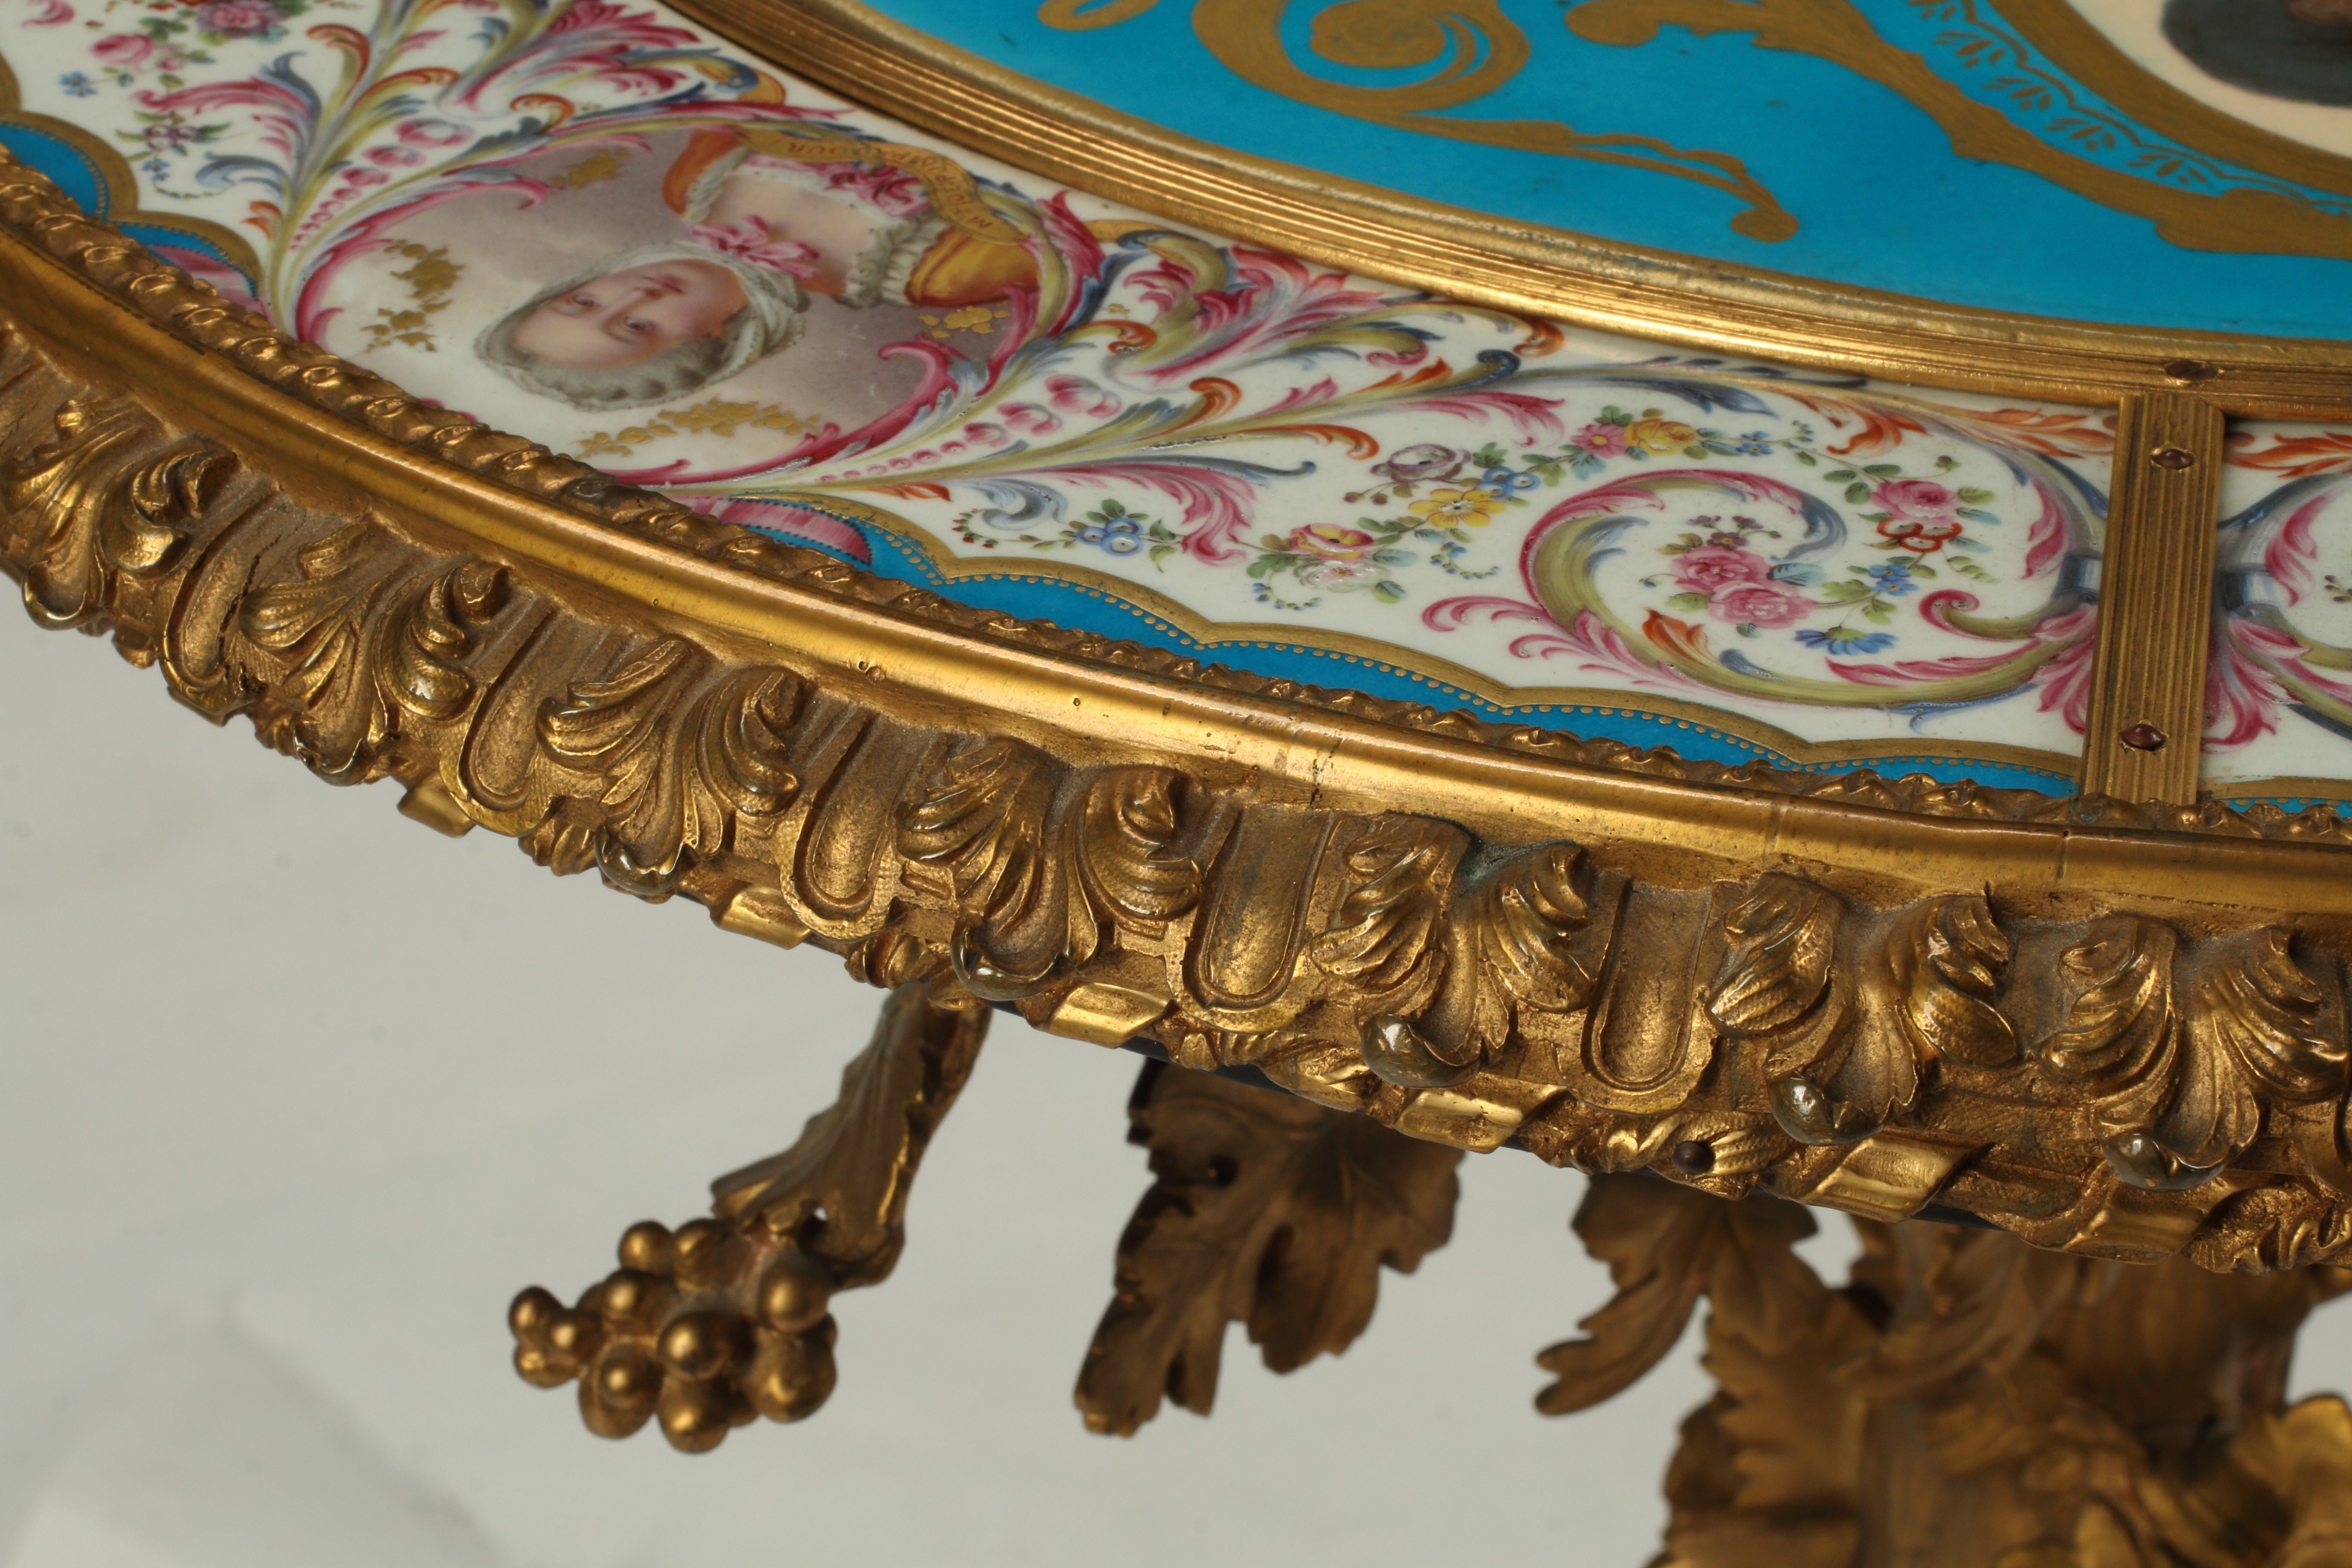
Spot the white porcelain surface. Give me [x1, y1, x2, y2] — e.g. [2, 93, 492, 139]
[0, 2, 2143, 786]
[2209, 423, 2352, 800]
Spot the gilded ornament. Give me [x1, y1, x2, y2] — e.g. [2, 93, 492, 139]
[1, 393, 233, 641]
[237, 525, 510, 783]
[1072, 1060, 1460, 1435]
[1473, 843, 1600, 1014]
[1310, 814, 1467, 1005]
[899, 738, 1064, 996]
[2194, 926, 2348, 1104]
[1882, 894, 2015, 1069]
[538, 641, 802, 895]
[511, 980, 986, 1450]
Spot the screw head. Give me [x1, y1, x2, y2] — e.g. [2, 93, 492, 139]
[1671, 1139, 1716, 1175]
[2121, 723, 2167, 751]
[2151, 445, 2195, 470]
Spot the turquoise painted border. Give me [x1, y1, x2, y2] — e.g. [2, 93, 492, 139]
[747, 506, 2086, 795]
[864, 0, 2352, 340]
[0, 120, 255, 283]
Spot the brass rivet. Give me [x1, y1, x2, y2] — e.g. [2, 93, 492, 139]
[1671, 1139, 1716, 1175]
[2121, 723, 2167, 751]
[2160, 358, 2217, 382]
[2151, 445, 2194, 471]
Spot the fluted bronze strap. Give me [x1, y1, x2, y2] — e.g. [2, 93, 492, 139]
[2078, 391, 2226, 804]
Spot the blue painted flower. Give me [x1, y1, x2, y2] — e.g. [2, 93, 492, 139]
[1479, 466, 1540, 496]
[59, 73, 97, 98]
[1733, 432, 1773, 456]
[1863, 561, 1920, 596]
[1795, 627, 1898, 654]
[1076, 513, 1142, 552]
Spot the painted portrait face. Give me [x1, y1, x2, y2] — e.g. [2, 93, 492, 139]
[507, 258, 748, 370]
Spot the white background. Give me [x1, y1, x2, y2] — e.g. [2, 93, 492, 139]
[2, 610, 2346, 1567]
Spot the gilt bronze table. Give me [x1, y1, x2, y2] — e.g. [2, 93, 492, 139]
[5, 0, 2352, 1557]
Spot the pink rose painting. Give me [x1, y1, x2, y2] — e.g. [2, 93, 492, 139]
[194, 0, 284, 36]
[1871, 478, 1958, 522]
[1291, 524, 1375, 560]
[1709, 580, 1815, 628]
[89, 33, 154, 68]
[1672, 544, 1767, 593]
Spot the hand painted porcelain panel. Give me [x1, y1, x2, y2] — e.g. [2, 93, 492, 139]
[2207, 422, 2352, 802]
[844, 0, 2352, 339]
[0, 0, 2127, 793]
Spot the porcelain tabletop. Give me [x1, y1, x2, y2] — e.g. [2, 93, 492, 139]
[5, 0, 2352, 807]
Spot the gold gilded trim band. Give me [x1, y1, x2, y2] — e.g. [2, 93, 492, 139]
[2078, 393, 2226, 805]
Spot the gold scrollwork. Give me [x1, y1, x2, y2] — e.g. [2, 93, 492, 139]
[235, 525, 511, 783]
[536, 642, 802, 895]
[1038, 0, 1796, 239]
[2040, 920, 2351, 1195]
[1566, 0, 2352, 265]
[1, 395, 236, 643]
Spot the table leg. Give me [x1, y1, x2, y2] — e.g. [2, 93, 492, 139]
[1544, 1173, 2352, 1565]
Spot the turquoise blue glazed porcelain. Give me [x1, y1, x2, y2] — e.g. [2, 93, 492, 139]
[867, 0, 2352, 339]
[3, 0, 2351, 802]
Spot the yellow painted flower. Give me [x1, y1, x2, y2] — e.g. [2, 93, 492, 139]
[1626, 418, 1700, 454]
[1409, 487, 1504, 527]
